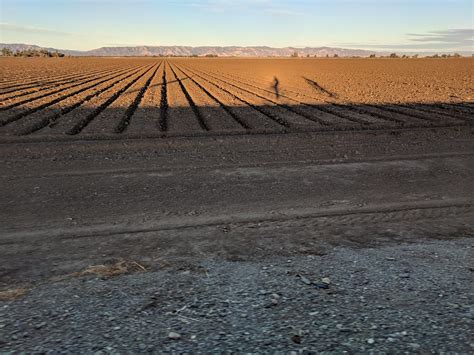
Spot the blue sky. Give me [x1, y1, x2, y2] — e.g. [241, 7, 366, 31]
[0, 0, 472, 51]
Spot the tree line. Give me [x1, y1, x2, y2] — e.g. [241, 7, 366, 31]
[1, 48, 65, 57]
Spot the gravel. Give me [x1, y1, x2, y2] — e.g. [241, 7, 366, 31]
[1, 237, 473, 352]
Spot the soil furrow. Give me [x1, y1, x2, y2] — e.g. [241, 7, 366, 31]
[182, 65, 292, 130]
[0, 66, 126, 102]
[9, 66, 152, 136]
[210, 69, 397, 127]
[67, 64, 157, 135]
[115, 63, 163, 133]
[178, 65, 284, 131]
[0, 66, 135, 111]
[168, 62, 209, 131]
[0, 66, 122, 93]
[0, 64, 149, 129]
[164, 63, 203, 133]
[189, 67, 327, 128]
[173, 63, 250, 130]
[170, 62, 245, 131]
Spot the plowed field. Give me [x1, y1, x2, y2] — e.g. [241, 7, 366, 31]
[1, 57, 472, 140]
[1, 57, 473, 352]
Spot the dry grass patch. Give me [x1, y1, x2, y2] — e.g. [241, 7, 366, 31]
[0, 288, 28, 301]
[73, 260, 147, 279]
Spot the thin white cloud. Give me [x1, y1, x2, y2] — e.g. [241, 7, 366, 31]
[338, 28, 473, 51]
[0, 23, 79, 36]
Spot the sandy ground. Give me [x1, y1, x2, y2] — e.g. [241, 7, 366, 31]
[0, 58, 473, 351]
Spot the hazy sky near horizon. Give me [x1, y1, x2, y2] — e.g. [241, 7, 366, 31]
[0, 0, 472, 51]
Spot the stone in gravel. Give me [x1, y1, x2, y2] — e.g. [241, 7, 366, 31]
[321, 277, 331, 284]
[399, 273, 410, 278]
[138, 343, 147, 350]
[34, 322, 46, 329]
[297, 274, 311, 285]
[367, 338, 375, 344]
[271, 293, 280, 300]
[314, 282, 329, 289]
[168, 332, 181, 340]
[291, 334, 302, 344]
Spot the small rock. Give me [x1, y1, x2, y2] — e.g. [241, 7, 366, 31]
[399, 273, 410, 279]
[271, 293, 281, 300]
[367, 338, 375, 344]
[138, 343, 147, 350]
[35, 322, 46, 330]
[298, 274, 311, 285]
[168, 332, 181, 340]
[321, 277, 331, 285]
[291, 334, 301, 344]
[314, 282, 329, 289]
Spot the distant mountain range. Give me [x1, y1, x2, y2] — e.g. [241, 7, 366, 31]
[1, 43, 471, 57]
[1, 43, 379, 57]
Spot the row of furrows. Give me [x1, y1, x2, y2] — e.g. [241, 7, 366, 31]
[211, 68, 471, 127]
[1, 60, 471, 137]
[167, 62, 209, 131]
[0, 65, 127, 102]
[176, 64, 291, 130]
[0, 66, 123, 93]
[208, 69, 447, 127]
[183, 65, 378, 130]
[0, 66, 136, 111]
[0, 64, 149, 129]
[67, 63, 160, 135]
[158, 63, 168, 132]
[0, 67, 86, 87]
[0, 64, 153, 135]
[190, 66, 402, 129]
[115, 63, 163, 133]
[171, 63, 250, 130]
[209, 69, 394, 126]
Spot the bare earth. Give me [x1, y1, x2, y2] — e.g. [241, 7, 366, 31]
[0, 58, 473, 352]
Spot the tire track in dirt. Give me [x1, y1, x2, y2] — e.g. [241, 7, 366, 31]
[181, 65, 292, 130]
[65, 64, 158, 135]
[6, 65, 152, 136]
[0, 66, 135, 111]
[170, 62, 247, 131]
[0, 64, 149, 130]
[5, 201, 469, 241]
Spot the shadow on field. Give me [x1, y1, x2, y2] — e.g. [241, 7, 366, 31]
[0, 101, 472, 140]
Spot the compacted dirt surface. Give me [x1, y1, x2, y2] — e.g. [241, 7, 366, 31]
[0, 58, 473, 352]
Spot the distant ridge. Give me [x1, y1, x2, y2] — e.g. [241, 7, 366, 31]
[1, 43, 378, 57]
[1, 43, 471, 57]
